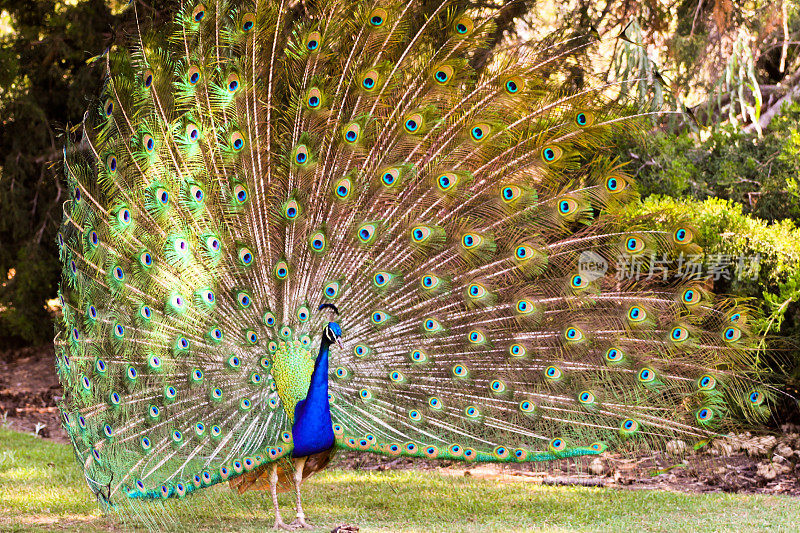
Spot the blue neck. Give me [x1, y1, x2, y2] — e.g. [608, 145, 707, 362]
[290, 337, 334, 457]
[306, 338, 331, 405]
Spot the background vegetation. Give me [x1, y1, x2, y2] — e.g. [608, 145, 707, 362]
[0, 1, 798, 411]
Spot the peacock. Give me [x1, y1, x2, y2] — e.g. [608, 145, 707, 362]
[55, 0, 772, 529]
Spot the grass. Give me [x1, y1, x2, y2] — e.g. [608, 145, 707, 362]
[2, 429, 799, 532]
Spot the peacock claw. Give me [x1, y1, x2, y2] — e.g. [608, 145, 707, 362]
[289, 518, 314, 530]
[273, 519, 298, 531]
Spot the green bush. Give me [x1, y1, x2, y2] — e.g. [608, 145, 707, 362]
[622, 102, 800, 225]
[625, 196, 800, 378]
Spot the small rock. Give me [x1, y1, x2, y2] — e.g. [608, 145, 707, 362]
[588, 457, 606, 476]
[666, 439, 687, 456]
[756, 462, 777, 481]
[331, 525, 359, 533]
[775, 443, 793, 460]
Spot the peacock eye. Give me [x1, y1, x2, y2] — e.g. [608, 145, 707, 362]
[205, 235, 221, 252]
[627, 305, 646, 322]
[673, 227, 693, 244]
[192, 4, 206, 23]
[423, 317, 443, 333]
[186, 124, 200, 142]
[187, 66, 202, 85]
[466, 283, 487, 299]
[509, 344, 527, 357]
[698, 375, 717, 390]
[106, 154, 118, 172]
[143, 69, 154, 88]
[238, 247, 254, 265]
[470, 123, 489, 141]
[297, 306, 310, 322]
[143, 134, 156, 153]
[575, 111, 595, 127]
[274, 260, 289, 279]
[369, 8, 387, 26]
[226, 73, 240, 93]
[638, 367, 656, 382]
[241, 13, 255, 32]
[361, 69, 379, 91]
[293, 145, 309, 165]
[421, 274, 440, 289]
[564, 326, 584, 342]
[306, 87, 322, 108]
[357, 223, 377, 244]
[323, 281, 340, 299]
[515, 299, 535, 315]
[305, 31, 322, 52]
[379, 167, 400, 187]
[504, 76, 523, 94]
[467, 330, 485, 344]
[557, 197, 578, 215]
[501, 185, 522, 203]
[236, 291, 252, 308]
[309, 231, 326, 252]
[541, 145, 562, 162]
[334, 178, 352, 199]
[514, 243, 534, 262]
[605, 347, 623, 362]
[370, 311, 390, 325]
[231, 132, 245, 151]
[411, 225, 432, 243]
[460, 232, 482, 250]
[404, 113, 423, 133]
[454, 16, 474, 35]
[436, 172, 458, 191]
[233, 185, 248, 204]
[605, 175, 627, 193]
[156, 188, 169, 205]
[344, 123, 361, 143]
[190, 185, 204, 202]
[434, 65, 454, 84]
[373, 271, 392, 288]
[283, 199, 301, 220]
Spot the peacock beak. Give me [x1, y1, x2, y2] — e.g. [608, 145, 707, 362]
[335, 338, 344, 350]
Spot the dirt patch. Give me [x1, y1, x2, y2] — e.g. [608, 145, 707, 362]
[3, 345, 799, 496]
[0, 344, 66, 441]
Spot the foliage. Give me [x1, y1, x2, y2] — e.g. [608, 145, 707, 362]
[625, 196, 800, 378]
[622, 101, 800, 225]
[3, 428, 800, 532]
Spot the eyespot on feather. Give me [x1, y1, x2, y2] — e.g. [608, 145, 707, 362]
[191, 4, 206, 23]
[187, 66, 202, 85]
[241, 13, 255, 32]
[433, 65, 454, 84]
[226, 73, 240, 93]
[305, 31, 322, 52]
[453, 15, 474, 36]
[541, 145, 562, 163]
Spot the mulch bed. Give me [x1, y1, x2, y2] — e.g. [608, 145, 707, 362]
[2, 345, 798, 496]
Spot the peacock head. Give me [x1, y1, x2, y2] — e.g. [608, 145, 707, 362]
[319, 303, 343, 349]
[324, 322, 344, 349]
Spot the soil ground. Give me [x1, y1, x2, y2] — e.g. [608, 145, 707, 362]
[2, 345, 799, 497]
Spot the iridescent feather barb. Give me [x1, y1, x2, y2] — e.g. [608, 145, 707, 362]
[55, 0, 771, 527]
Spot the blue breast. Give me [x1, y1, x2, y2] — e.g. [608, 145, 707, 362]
[291, 341, 334, 457]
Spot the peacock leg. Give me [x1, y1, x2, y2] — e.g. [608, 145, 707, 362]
[270, 463, 296, 531]
[289, 456, 314, 530]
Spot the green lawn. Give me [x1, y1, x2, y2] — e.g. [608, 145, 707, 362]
[1, 429, 798, 532]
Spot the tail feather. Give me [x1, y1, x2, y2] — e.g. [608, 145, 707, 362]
[55, 0, 772, 507]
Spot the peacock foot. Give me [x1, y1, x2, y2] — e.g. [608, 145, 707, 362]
[273, 518, 298, 531]
[289, 517, 315, 530]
